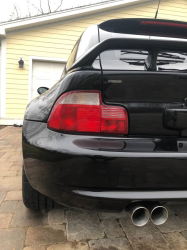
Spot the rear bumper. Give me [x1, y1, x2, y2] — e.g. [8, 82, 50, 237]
[23, 120, 187, 211]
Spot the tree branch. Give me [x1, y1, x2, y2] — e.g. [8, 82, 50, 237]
[40, 0, 44, 14]
[27, 0, 30, 16]
[31, 3, 43, 14]
[13, 4, 19, 18]
[27, 0, 31, 16]
[9, 7, 16, 21]
[55, 0, 63, 11]
[47, 0, 51, 13]
[7, 0, 64, 22]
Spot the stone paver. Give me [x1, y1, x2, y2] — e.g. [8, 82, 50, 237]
[0, 228, 26, 250]
[164, 205, 175, 216]
[120, 218, 171, 250]
[0, 191, 6, 205]
[1, 126, 187, 249]
[4, 190, 22, 201]
[66, 210, 104, 241]
[101, 219, 125, 238]
[1, 152, 13, 159]
[98, 210, 128, 220]
[0, 161, 14, 171]
[25, 225, 66, 246]
[0, 201, 18, 213]
[48, 209, 65, 225]
[47, 242, 89, 250]
[89, 238, 132, 250]
[0, 176, 21, 191]
[157, 214, 187, 233]
[12, 161, 23, 167]
[18, 168, 22, 176]
[11, 201, 48, 227]
[0, 158, 7, 162]
[0, 170, 18, 177]
[0, 214, 12, 228]
[15, 147, 22, 152]
[0, 152, 5, 157]
[168, 203, 187, 220]
[10, 165, 21, 171]
[181, 231, 187, 240]
[8, 154, 23, 162]
[0, 147, 16, 152]
[24, 247, 46, 250]
[164, 232, 187, 250]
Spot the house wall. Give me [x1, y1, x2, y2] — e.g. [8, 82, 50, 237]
[5, 0, 187, 119]
[0, 38, 6, 120]
[0, 43, 1, 118]
[158, 0, 187, 21]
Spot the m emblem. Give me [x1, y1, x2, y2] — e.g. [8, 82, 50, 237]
[108, 80, 122, 83]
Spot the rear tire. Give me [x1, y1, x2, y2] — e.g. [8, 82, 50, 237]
[22, 165, 55, 210]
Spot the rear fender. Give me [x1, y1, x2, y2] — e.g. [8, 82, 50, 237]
[24, 70, 102, 122]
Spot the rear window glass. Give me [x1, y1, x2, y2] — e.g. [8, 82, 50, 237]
[100, 50, 187, 72]
[100, 50, 148, 70]
[157, 51, 187, 72]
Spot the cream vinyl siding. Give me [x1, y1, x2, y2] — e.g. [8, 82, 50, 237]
[0, 44, 1, 117]
[158, 0, 187, 21]
[5, 0, 187, 119]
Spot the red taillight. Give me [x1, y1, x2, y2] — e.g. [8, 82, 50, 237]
[141, 21, 187, 28]
[48, 91, 128, 135]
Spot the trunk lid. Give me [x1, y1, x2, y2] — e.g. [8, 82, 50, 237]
[102, 70, 187, 136]
[99, 24, 187, 136]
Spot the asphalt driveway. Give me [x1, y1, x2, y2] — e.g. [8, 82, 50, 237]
[1, 126, 187, 250]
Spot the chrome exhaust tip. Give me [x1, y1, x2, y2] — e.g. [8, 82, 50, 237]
[150, 205, 168, 226]
[127, 202, 149, 227]
[131, 206, 150, 227]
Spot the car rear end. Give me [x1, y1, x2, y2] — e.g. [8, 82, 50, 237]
[23, 19, 187, 212]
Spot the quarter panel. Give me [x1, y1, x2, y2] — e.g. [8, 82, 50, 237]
[24, 70, 102, 122]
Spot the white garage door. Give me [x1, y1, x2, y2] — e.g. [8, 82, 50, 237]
[32, 61, 65, 99]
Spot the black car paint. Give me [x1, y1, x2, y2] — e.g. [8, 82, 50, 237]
[99, 18, 187, 39]
[23, 18, 187, 211]
[102, 71, 187, 136]
[23, 120, 187, 211]
[24, 70, 102, 122]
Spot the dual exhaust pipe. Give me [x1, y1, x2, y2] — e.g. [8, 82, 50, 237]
[127, 201, 168, 227]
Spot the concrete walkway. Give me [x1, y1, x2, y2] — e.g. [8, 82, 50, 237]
[1, 126, 187, 250]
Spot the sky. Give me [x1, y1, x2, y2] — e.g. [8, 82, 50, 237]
[0, 0, 109, 22]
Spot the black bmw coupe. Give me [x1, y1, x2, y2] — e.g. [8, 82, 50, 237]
[22, 18, 187, 226]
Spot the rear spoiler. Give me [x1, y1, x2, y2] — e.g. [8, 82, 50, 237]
[68, 37, 187, 71]
[99, 18, 187, 38]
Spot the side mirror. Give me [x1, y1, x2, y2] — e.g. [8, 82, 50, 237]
[37, 87, 49, 95]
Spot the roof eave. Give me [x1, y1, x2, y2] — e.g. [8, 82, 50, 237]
[0, 0, 142, 35]
[0, 29, 6, 38]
